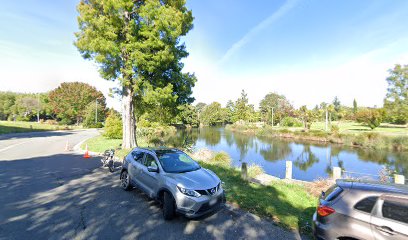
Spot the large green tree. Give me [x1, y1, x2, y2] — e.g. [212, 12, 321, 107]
[200, 102, 223, 126]
[384, 64, 408, 124]
[75, 0, 195, 148]
[49, 82, 106, 124]
[259, 92, 293, 125]
[177, 104, 199, 127]
[232, 90, 252, 122]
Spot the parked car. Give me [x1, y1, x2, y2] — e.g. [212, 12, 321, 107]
[313, 179, 408, 240]
[120, 147, 225, 220]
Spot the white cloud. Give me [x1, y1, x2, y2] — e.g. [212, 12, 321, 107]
[218, 0, 298, 65]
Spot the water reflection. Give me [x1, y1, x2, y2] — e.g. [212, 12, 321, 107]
[176, 127, 407, 181]
[293, 145, 319, 171]
[258, 139, 292, 162]
[231, 132, 255, 161]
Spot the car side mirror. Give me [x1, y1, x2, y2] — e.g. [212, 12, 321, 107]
[147, 165, 159, 173]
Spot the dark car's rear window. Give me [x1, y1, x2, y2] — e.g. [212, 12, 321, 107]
[324, 185, 343, 202]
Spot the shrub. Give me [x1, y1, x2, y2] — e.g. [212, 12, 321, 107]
[85, 122, 104, 128]
[45, 119, 58, 125]
[281, 117, 303, 127]
[330, 124, 340, 134]
[390, 136, 408, 151]
[103, 112, 122, 139]
[356, 109, 382, 129]
[211, 151, 232, 167]
[247, 164, 265, 178]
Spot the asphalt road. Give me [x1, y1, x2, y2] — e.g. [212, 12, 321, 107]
[0, 130, 307, 240]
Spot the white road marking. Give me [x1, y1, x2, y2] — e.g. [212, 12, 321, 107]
[0, 140, 32, 153]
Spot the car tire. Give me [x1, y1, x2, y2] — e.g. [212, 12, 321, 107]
[163, 192, 175, 220]
[120, 170, 132, 191]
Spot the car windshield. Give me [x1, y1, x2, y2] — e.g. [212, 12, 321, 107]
[156, 150, 200, 173]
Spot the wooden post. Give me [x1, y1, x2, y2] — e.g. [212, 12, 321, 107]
[394, 174, 405, 185]
[241, 162, 248, 180]
[332, 167, 342, 180]
[285, 161, 292, 179]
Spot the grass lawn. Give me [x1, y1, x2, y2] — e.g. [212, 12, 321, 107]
[275, 121, 408, 136]
[81, 135, 148, 159]
[310, 121, 408, 136]
[201, 161, 317, 234]
[0, 120, 78, 134]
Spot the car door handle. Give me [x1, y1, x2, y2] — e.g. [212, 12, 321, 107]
[376, 226, 395, 236]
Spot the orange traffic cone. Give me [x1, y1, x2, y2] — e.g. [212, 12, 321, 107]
[84, 144, 91, 158]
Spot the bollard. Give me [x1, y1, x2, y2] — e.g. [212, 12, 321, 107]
[332, 167, 342, 180]
[394, 174, 405, 185]
[285, 161, 292, 179]
[241, 162, 248, 180]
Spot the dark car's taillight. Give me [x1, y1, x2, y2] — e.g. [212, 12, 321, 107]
[317, 205, 335, 217]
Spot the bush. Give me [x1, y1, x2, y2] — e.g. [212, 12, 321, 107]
[390, 136, 408, 151]
[86, 122, 104, 128]
[211, 151, 232, 167]
[247, 164, 265, 178]
[59, 118, 74, 125]
[356, 109, 382, 129]
[281, 117, 303, 127]
[330, 124, 340, 134]
[103, 112, 122, 139]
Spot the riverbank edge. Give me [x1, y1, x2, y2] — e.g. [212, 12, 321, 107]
[225, 123, 408, 152]
[80, 136, 324, 235]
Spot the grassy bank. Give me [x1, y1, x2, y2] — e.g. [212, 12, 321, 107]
[226, 121, 408, 151]
[0, 120, 78, 134]
[202, 162, 316, 233]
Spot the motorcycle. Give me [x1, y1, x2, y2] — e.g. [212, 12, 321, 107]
[102, 149, 115, 172]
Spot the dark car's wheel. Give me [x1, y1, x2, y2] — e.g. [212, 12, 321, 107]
[163, 192, 175, 220]
[120, 170, 132, 191]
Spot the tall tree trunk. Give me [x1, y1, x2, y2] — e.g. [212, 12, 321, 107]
[122, 86, 137, 148]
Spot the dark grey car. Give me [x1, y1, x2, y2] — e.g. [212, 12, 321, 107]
[120, 147, 225, 220]
[313, 179, 408, 240]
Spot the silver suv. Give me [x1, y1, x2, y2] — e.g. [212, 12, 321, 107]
[120, 147, 225, 220]
[313, 179, 408, 240]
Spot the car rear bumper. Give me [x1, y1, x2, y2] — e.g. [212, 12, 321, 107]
[313, 212, 338, 240]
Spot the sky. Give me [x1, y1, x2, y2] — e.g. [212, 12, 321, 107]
[1, 0, 408, 111]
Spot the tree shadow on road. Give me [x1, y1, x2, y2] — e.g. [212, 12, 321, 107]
[0, 130, 75, 140]
[0, 153, 307, 240]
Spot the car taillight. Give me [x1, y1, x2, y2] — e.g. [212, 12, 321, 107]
[317, 205, 335, 217]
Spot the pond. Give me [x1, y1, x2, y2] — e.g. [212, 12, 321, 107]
[170, 127, 408, 182]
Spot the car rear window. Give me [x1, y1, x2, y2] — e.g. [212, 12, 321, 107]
[324, 185, 343, 202]
[382, 198, 408, 224]
[354, 196, 378, 213]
